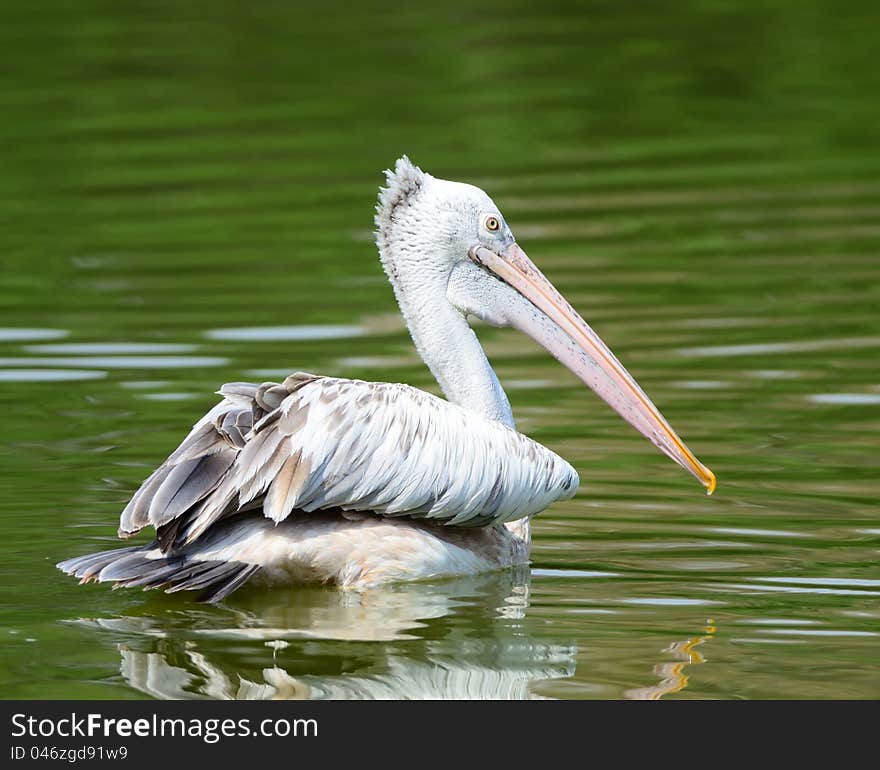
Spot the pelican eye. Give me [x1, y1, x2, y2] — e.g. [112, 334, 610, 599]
[485, 215, 501, 232]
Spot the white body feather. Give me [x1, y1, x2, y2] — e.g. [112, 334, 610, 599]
[140, 512, 533, 589]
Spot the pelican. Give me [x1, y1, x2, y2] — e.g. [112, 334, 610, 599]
[59, 157, 715, 602]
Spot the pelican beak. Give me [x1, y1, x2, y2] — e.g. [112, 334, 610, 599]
[469, 242, 716, 494]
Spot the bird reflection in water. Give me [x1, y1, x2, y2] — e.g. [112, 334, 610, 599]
[69, 569, 578, 700]
[624, 619, 717, 700]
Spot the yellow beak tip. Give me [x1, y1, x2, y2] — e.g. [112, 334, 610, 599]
[704, 469, 717, 496]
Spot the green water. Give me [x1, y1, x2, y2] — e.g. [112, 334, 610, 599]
[2, 0, 879, 699]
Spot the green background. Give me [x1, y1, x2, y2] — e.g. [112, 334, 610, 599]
[1, 0, 878, 698]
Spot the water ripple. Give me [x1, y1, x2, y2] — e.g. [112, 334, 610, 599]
[532, 568, 620, 579]
[718, 583, 880, 597]
[206, 325, 364, 342]
[0, 369, 106, 382]
[763, 629, 878, 637]
[678, 336, 880, 358]
[620, 597, 721, 607]
[807, 393, 880, 405]
[0, 328, 68, 342]
[709, 527, 808, 539]
[25, 343, 197, 354]
[138, 392, 198, 401]
[755, 577, 880, 588]
[0, 356, 227, 369]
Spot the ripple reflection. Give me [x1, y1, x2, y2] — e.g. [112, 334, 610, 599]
[67, 571, 578, 700]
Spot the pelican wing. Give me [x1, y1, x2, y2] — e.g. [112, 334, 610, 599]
[118, 372, 578, 549]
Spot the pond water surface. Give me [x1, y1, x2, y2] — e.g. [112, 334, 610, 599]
[1, 0, 878, 699]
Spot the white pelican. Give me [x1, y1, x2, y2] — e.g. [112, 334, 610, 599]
[59, 157, 715, 602]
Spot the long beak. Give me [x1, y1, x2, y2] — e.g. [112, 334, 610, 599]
[470, 243, 716, 494]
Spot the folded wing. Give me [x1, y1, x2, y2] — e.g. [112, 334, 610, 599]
[118, 372, 578, 551]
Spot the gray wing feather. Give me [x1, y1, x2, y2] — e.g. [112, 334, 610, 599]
[57, 544, 260, 603]
[148, 452, 236, 528]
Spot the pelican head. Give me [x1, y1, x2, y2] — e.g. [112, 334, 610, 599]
[375, 156, 715, 494]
